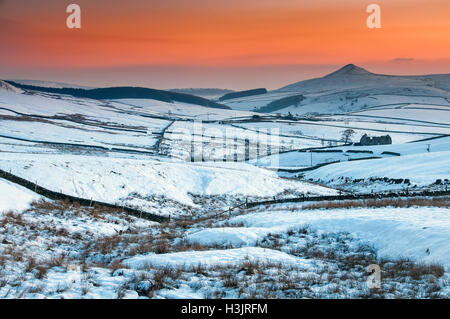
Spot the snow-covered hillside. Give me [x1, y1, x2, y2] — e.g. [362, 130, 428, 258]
[253, 136, 450, 170]
[0, 81, 260, 157]
[0, 153, 336, 216]
[0, 80, 23, 94]
[278, 64, 450, 94]
[220, 64, 450, 115]
[189, 205, 450, 269]
[304, 151, 450, 192]
[8, 80, 93, 90]
[0, 178, 41, 213]
[169, 88, 234, 99]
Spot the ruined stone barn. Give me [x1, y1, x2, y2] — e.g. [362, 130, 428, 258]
[359, 134, 392, 146]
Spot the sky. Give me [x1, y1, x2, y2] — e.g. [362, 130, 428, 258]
[1, 0, 450, 90]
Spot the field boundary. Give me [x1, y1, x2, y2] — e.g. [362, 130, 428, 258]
[245, 190, 450, 208]
[0, 168, 168, 223]
[2, 167, 448, 223]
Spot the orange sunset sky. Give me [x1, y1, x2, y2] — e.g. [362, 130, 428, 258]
[1, 0, 450, 89]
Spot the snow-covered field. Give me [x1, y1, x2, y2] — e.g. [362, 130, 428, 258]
[304, 151, 450, 192]
[0, 178, 41, 213]
[0, 152, 336, 216]
[253, 136, 450, 175]
[205, 205, 450, 268]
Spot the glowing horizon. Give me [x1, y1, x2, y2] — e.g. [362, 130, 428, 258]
[1, 0, 450, 90]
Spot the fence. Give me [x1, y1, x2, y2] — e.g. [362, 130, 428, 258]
[0, 169, 168, 223]
[245, 190, 450, 209]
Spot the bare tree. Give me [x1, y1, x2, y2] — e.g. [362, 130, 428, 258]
[341, 129, 355, 144]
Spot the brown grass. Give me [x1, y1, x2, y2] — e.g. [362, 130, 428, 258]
[34, 265, 48, 279]
[302, 197, 449, 210]
[0, 115, 53, 123]
[0, 211, 26, 228]
[381, 258, 445, 281]
[221, 272, 239, 288]
[5, 246, 24, 262]
[29, 200, 131, 223]
[239, 260, 264, 276]
[408, 262, 445, 280]
[154, 240, 169, 254]
[127, 266, 183, 297]
[25, 256, 38, 273]
[110, 259, 128, 272]
[48, 254, 66, 268]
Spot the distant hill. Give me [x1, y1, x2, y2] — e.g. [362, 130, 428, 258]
[6, 81, 231, 110]
[256, 94, 305, 113]
[220, 64, 450, 115]
[8, 79, 93, 90]
[0, 80, 23, 93]
[277, 64, 450, 94]
[219, 88, 267, 101]
[169, 88, 234, 99]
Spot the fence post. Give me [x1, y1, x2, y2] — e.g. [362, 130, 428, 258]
[245, 139, 250, 161]
[190, 141, 195, 162]
[234, 136, 238, 162]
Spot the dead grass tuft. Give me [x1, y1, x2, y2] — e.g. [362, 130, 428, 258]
[302, 197, 449, 210]
[408, 262, 445, 280]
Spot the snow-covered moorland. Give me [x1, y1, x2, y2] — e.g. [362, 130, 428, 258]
[0, 74, 449, 299]
[0, 153, 336, 217]
[0, 198, 448, 299]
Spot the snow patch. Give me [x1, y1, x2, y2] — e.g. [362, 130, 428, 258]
[227, 207, 450, 269]
[0, 178, 41, 213]
[186, 227, 270, 247]
[124, 247, 311, 269]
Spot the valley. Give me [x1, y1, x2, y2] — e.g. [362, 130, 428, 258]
[0, 65, 449, 299]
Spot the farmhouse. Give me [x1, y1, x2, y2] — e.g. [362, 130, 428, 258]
[359, 134, 392, 146]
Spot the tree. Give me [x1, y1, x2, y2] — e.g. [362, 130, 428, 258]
[341, 129, 355, 144]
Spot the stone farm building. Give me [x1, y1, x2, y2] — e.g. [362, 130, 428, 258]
[359, 134, 392, 146]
